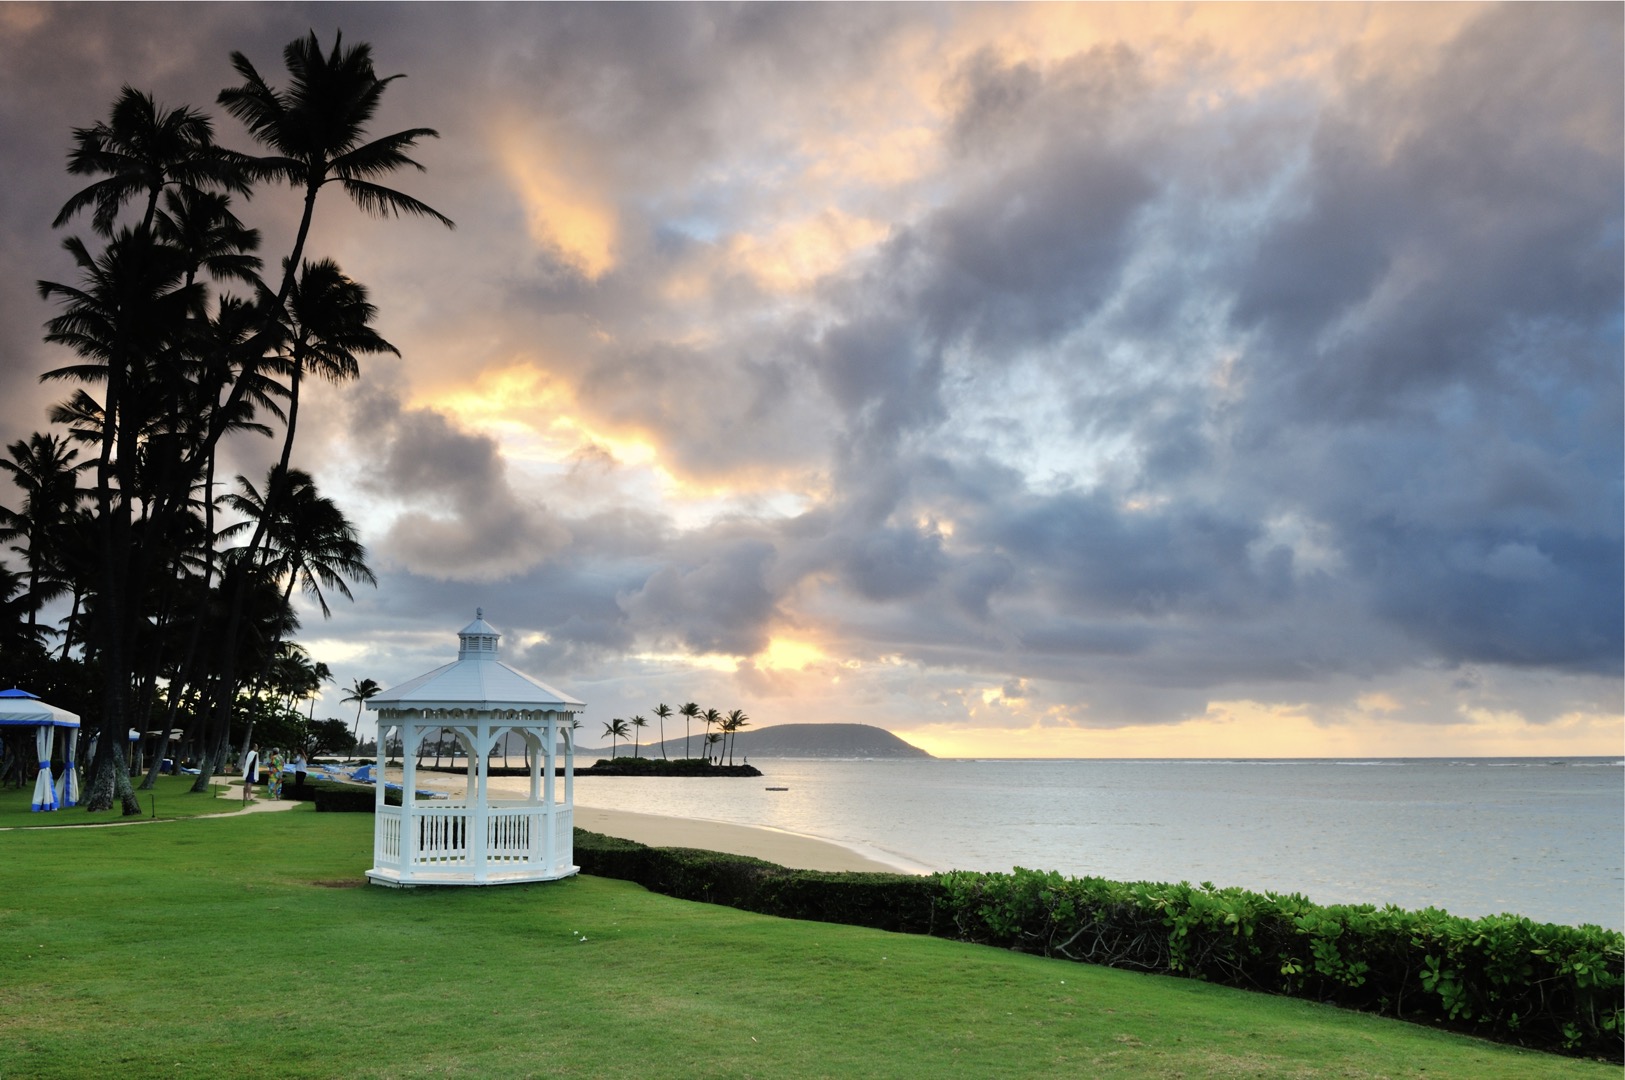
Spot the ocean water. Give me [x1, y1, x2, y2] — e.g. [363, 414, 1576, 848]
[571, 757, 1624, 930]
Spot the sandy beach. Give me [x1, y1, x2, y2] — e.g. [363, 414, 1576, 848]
[387, 768, 903, 874]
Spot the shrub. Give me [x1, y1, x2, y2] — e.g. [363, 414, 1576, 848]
[309, 783, 399, 812]
[572, 833, 1621, 1060]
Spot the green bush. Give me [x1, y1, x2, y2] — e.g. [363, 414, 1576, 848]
[572, 830, 940, 932]
[938, 868, 1624, 1061]
[572, 832, 1622, 1061]
[309, 783, 399, 812]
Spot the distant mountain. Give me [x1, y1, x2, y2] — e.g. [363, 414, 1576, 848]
[580, 722, 932, 760]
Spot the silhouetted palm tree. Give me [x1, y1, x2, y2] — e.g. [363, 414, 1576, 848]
[342, 677, 382, 752]
[653, 703, 672, 760]
[679, 702, 699, 760]
[701, 707, 721, 764]
[272, 259, 396, 481]
[54, 85, 247, 236]
[218, 30, 453, 315]
[629, 715, 647, 759]
[603, 717, 629, 758]
[723, 709, 749, 766]
[224, 467, 375, 618]
[0, 432, 90, 632]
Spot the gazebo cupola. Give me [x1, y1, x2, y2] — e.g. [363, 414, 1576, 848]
[365, 611, 585, 888]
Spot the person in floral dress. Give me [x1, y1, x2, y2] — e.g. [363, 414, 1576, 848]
[267, 748, 285, 799]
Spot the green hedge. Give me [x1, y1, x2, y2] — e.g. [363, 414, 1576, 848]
[571, 831, 1623, 1061]
[574, 830, 939, 933]
[939, 868, 1622, 1060]
[309, 783, 399, 812]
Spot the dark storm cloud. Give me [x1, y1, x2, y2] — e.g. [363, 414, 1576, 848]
[1215, 3, 1623, 675]
[351, 384, 570, 580]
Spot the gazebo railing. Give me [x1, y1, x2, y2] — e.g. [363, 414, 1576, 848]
[374, 802, 572, 878]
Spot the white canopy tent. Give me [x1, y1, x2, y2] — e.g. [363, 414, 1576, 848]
[365, 612, 585, 887]
[0, 689, 81, 811]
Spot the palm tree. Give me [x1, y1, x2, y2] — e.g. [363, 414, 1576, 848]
[629, 715, 647, 759]
[217, 31, 453, 319]
[190, 32, 454, 794]
[723, 709, 750, 766]
[602, 717, 629, 759]
[54, 85, 247, 237]
[224, 467, 376, 618]
[653, 702, 672, 760]
[0, 432, 90, 632]
[305, 660, 332, 722]
[704, 732, 723, 762]
[342, 677, 382, 753]
[678, 702, 699, 760]
[270, 258, 396, 485]
[38, 228, 197, 814]
[701, 708, 721, 764]
[153, 186, 262, 290]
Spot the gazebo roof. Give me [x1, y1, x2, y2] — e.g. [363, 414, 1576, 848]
[371, 611, 584, 714]
[0, 689, 80, 728]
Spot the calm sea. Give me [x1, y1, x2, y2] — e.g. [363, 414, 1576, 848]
[570, 757, 1624, 930]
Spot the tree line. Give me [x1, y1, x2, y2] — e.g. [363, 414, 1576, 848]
[0, 32, 449, 812]
[601, 703, 752, 766]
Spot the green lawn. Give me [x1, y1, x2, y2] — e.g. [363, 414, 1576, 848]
[0, 771, 246, 826]
[0, 804, 1611, 1078]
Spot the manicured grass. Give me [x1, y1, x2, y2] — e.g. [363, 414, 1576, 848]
[0, 806, 1611, 1078]
[0, 771, 246, 826]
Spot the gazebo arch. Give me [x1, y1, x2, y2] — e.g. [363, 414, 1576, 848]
[364, 612, 585, 887]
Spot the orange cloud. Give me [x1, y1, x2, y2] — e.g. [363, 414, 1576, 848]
[494, 125, 619, 279]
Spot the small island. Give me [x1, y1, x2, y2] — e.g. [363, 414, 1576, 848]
[578, 723, 933, 763]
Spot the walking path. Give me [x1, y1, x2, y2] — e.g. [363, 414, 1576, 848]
[1, 779, 299, 828]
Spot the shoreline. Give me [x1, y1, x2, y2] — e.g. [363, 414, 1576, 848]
[387, 768, 914, 874]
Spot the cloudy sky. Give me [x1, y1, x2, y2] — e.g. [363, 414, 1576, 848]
[1, 3, 1619, 757]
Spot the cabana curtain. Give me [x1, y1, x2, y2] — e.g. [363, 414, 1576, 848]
[55, 732, 78, 808]
[32, 724, 58, 812]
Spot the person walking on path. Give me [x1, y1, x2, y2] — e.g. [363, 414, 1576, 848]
[242, 746, 260, 804]
[267, 748, 285, 800]
[293, 751, 308, 791]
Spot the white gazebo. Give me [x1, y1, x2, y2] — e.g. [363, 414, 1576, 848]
[364, 612, 585, 887]
[0, 688, 81, 811]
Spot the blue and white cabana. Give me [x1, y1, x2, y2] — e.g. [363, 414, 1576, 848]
[0, 688, 81, 811]
[365, 612, 585, 887]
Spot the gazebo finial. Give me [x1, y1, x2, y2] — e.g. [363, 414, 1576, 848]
[476, 606, 483, 620]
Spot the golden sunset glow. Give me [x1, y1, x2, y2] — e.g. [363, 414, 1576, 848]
[756, 637, 827, 671]
[496, 129, 619, 280]
[727, 210, 891, 293]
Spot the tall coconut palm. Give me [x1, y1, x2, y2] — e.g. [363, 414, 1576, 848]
[54, 85, 248, 237]
[342, 677, 382, 754]
[217, 30, 453, 319]
[224, 467, 375, 618]
[678, 702, 699, 760]
[628, 715, 647, 759]
[701, 708, 721, 764]
[653, 703, 672, 760]
[602, 717, 629, 759]
[193, 32, 452, 794]
[723, 709, 750, 766]
[270, 259, 396, 483]
[0, 432, 90, 631]
[38, 229, 198, 814]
